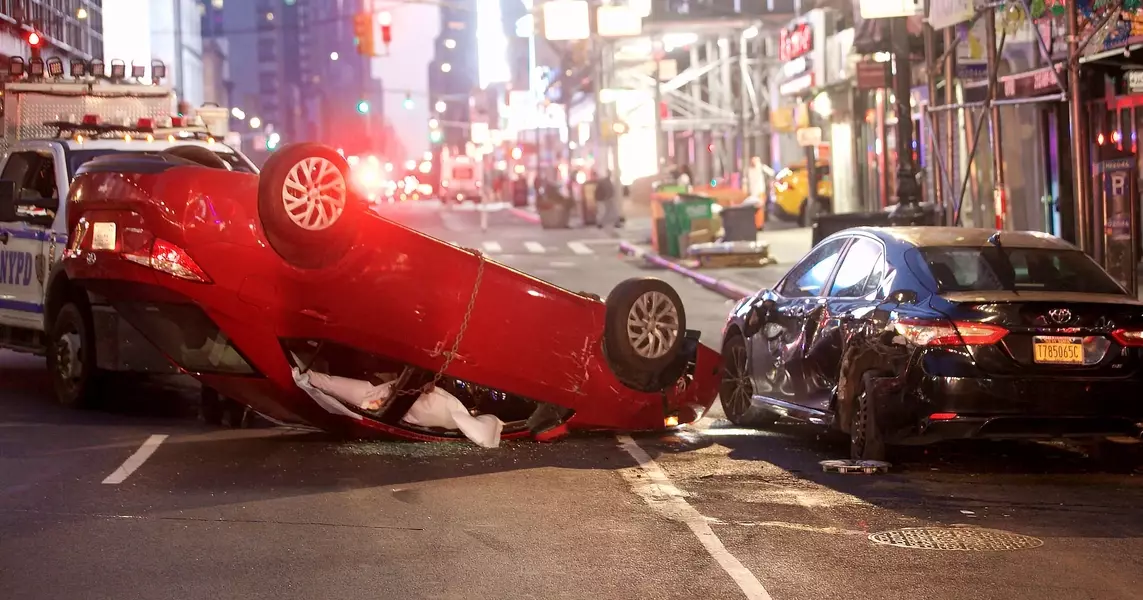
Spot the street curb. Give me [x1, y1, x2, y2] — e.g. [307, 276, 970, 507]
[507, 206, 541, 223]
[618, 241, 755, 301]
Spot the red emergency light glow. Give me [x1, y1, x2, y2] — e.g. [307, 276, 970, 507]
[137, 118, 154, 129]
[27, 32, 41, 47]
[81, 114, 100, 125]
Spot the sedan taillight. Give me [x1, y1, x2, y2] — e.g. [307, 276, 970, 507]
[893, 318, 1008, 346]
[123, 238, 211, 283]
[1111, 329, 1143, 347]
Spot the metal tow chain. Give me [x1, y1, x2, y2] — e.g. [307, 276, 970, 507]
[390, 249, 487, 398]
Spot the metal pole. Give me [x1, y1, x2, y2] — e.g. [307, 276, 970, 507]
[738, 33, 748, 177]
[890, 15, 922, 220]
[923, 0, 942, 212]
[1067, 1, 1091, 254]
[943, 26, 957, 226]
[985, 8, 1008, 230]
[654, 38, 666, 171]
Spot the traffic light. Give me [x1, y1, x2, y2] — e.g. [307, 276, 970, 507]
[27, 31, 42, 47]
[353, 12, 374, 56]
[403, 94, 414, 110]
[379, 12, 392, 47]
[430, 129, 442, 143]
[356, 100, 370, 114]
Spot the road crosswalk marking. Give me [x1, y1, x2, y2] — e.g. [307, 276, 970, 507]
[567, 241, 593, 255]
[524, 241, 546, 254]
[482, 241, 502, 252]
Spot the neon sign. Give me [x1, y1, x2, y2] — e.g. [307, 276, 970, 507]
[780, 22, 813, 62]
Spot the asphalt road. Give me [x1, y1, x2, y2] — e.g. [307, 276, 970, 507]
[3, 200, 1143, 600]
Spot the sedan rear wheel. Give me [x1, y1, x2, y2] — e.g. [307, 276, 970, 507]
[850, 372, 887, 461]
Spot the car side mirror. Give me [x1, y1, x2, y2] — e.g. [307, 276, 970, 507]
[886, 289, 918, 305]
[0, 180, 16, 222]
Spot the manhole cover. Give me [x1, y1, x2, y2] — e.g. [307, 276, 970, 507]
[868, 527, 1043, 551]
[820, 459, 890, 474]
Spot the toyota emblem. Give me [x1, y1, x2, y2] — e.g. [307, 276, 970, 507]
[1048, 308, 1073, 324]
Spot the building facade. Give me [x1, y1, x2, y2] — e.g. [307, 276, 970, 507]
[428, 0, 478, 152]
[0, 0, 103, 62]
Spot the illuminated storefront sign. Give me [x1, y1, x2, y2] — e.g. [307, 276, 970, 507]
[780, 22, 813, 62]
[778, 10, 826, 97]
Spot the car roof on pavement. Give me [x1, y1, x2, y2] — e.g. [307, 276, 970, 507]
[847, 227, 1076, 251]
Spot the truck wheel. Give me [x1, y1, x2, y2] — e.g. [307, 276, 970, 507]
[603, 278, 686, 391]
[47, 302, 102, 409]
[257, 143, 358, 269]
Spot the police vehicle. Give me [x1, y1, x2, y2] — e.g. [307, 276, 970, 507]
[0, 57, 256, 412]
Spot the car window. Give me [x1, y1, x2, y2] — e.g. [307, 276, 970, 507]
[829, 238, 882, 297]
[2, 151, 59, 217]
[779, 238, 847, 298]
[921, 246, 1125, 295]
[861, 250, 887, 297]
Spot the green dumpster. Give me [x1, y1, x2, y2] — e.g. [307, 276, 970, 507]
[661, 195, 715, 258]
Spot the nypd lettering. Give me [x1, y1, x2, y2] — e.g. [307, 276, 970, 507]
[0, 250, 34, 286]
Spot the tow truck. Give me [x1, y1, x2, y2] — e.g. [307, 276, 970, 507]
[0, 59, 257, 420]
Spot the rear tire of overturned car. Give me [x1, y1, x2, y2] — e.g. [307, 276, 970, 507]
[258, 143, 358, 269]
[603, 278, 686, 391]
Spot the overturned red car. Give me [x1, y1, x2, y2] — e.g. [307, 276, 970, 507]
[50, 143, 721, 441]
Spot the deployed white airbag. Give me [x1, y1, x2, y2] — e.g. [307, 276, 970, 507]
[290, 365, 503, 447]
[402, 386, 504, 449]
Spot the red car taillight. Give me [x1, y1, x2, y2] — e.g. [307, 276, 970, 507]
[1111, 328, 1143, 347]
[893, 318, 1008, 346]
[123, 238, 211, 283]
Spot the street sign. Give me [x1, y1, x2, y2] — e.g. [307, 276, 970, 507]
[796, 127, 822, 147]
[927, 0, 974, 30]
[859, 0, 918, 19]
[1128, 71, 1143, 94]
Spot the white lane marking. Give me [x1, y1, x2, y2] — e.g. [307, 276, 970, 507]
[567, 241, 593, 255]
[524, 241, 546, 254]
[617, 435, 772, 600]
[550, 261, 577, 268]
[482, 241, 502, 253]
[102, 434, 168, 485]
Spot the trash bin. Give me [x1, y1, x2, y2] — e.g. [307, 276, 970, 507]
[661, 195, 716, 258]
[721, 204, 759, 242]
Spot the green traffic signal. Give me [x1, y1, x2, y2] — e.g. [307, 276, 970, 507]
[430, 129, 442, 143]
[356, 100, 370, 114]
[403, 97, 414, 110]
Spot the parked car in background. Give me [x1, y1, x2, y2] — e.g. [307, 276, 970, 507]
[721, 227, 1143, 461]
[771, 160, 831, 227]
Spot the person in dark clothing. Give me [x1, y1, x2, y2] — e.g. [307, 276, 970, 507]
[595, 170, 622, 228]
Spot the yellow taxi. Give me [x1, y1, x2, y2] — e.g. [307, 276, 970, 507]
[772, 160, 832, 226]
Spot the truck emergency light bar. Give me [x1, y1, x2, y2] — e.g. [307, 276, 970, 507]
[46, 115, 217, 142]
[4, 57, 167, 83]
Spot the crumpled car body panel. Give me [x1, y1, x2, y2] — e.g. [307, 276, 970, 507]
[61, 166, 720, 439]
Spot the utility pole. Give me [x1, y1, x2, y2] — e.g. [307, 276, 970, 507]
[889, 14, 923, 220]
[1066, 1, 1091, 254]
[984, 7, 1007, 230]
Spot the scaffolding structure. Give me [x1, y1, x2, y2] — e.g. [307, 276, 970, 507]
[921, 0, 1124, 256]
[602, 19, 776, 184]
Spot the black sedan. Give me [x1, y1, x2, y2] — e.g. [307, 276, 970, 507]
[720, 227, 1143, 460]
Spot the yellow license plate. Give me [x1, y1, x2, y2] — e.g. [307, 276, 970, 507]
[1033, 338, 1084, 364]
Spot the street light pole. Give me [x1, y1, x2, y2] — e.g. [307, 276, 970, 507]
[890, 15, 923, 218]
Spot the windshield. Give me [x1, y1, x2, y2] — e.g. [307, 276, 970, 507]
[921, 246, 1125, 296]
[66, 147, 258, 178]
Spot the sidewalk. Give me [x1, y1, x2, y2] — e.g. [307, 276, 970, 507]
[619, 226, 813, 300]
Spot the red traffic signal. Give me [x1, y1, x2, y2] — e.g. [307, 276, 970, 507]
[27, 31, 42, 47]
[379, 12, 392, 46]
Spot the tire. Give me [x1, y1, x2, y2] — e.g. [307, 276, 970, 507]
[603, 278, 686, 391]
[46, 302, 102, 409]
[850, 371, 887, 461]
[719, 333, 777, 426]
[257, 142, 359, 269]
[200, 386, 224, 425]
